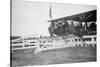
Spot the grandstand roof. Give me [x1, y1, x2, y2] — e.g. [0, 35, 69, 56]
[48, 10, 96, 22]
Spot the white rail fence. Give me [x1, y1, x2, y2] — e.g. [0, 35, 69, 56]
[11, 35, 96, 54]
[34, 35, 96, 54]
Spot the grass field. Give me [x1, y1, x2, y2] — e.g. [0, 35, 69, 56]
[11, 46, 96, 67]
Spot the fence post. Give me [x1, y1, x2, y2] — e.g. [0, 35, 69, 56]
[34, 43, 41, 54]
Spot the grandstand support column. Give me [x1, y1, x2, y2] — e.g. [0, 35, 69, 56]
[85, 22, 87, 31]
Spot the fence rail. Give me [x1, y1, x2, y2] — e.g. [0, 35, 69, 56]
[11, 35, 96, 54]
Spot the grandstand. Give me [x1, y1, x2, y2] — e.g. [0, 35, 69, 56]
[48, 10, 96, 37]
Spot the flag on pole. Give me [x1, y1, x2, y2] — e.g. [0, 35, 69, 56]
[49, 5, 52, 19]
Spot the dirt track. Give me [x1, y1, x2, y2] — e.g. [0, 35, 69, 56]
[11, 46, 96, 67]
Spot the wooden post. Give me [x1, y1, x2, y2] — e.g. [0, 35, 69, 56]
[34, 41, 41, 54]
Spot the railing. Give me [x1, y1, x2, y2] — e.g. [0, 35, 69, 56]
[34, 35, 96, 54]
[11, 44, 36, 50]
[11, 35, 96, 54]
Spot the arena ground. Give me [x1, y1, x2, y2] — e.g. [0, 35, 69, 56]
[11, 46, 96, 67]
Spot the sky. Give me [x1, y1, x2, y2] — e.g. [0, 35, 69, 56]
[12, 0, 96, 37]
